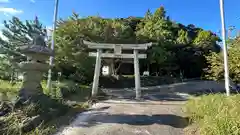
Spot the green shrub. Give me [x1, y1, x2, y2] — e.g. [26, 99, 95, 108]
[52, 80, 79, 98]
[0, 79, 90, 135]
[184, 94, 240, 135]
[0, 79, 91, 101]
[0, 80, 21, 93]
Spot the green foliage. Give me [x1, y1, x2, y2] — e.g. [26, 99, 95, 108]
[0, 80, 20, 97]
[54, 6, 220, 79]
[0, 79, 90, 135]
[0, 16, 47, 81]
[193, 30, 220, 51]
[205, 40, 240, 83]
[0, 16, 46, 61]
[185, 94, 240, 135]
[176, 29, 190, 45]
[0, 56, 12, 80]
[0, 6, 221, 83]
[136, 6, 173, 42]
[55, 14, 138, 82]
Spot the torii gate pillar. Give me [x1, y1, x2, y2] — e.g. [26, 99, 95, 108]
[133, 49, 141, 99]
[92, 49, 102, 97]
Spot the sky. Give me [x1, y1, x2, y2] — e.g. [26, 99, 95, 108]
[0, 0, 240, 39]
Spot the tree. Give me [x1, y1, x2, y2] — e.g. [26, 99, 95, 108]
[54, 15, 95, 83]
[205, 41, 240, 83]
[176, 29, 190, 45]
[0, 56, 13, 80]
[0, 16, 46, 80]
[54, 7, 222, 81]
[55, 13, 140, 81]
[147, 43, 177, 76]
[136, 6, 173, 42]
[193, 30, 220, 52]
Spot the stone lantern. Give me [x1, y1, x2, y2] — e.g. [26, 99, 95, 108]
[18, 34, 53, 98]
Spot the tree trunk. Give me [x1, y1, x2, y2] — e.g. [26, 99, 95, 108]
[109, 60, 114, 76]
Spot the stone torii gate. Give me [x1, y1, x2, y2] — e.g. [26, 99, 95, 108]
[84, 40, 152, 99]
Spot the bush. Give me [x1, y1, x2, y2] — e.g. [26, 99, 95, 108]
[0, 80, 21, 93]
[204, 43, 240, 83]
[0, 79, 90, 135]
[184, 94, 240, 135]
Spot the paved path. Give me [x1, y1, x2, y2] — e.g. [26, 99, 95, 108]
[56, 99, 187, 135]
[55, 80, 230, 135]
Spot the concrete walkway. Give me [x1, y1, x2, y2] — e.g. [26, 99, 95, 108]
[55, 80, 231, 135]
[56, 99, 187, 135]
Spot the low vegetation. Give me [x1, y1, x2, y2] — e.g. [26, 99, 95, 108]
[0, 80, 92, 135]
[184, 94, 240, 135]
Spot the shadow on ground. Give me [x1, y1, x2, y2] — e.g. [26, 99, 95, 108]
[102, 89, 228, 102]
[101, 80, 240, 102]
[87, 106, 111, 111]
[75, 113, 189, 128]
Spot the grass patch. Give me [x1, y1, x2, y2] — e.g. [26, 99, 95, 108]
[0, 79, 92, 135]
[25, 102, 88, 135]
[184, 94, 240, 135]
[0, 99, 88, 135]
[0, 80, 21, 93]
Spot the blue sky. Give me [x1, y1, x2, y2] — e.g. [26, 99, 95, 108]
[0, 0, 240, 36]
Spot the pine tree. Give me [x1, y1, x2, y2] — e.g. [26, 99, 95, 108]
[0, 16, 46, 62]
[0, 16, 46, 80]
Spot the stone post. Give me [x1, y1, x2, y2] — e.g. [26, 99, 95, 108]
[92, 49, 102, 97]
[134, 49, 141, 99]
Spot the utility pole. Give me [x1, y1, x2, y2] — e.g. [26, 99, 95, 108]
[219, 0, 230, 96]
[47, 0, 59, 92]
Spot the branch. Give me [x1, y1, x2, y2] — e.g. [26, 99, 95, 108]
[115, 61, 123, 73]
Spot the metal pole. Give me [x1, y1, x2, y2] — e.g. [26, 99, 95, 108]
[219, 0, 230, 96]
[47, 0, 59, 91]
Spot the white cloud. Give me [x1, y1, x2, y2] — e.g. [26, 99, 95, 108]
[0, 7, 23, 16]
[30, 0, 35, 3]
[0, 0, 9, 3]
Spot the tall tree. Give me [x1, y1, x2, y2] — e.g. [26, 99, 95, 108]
[54, 7, 222, 81]
[176, 29, 190, 45]
[205, 40, 240, 83]
[0, 16, 46, 80]
[193, 30, 220, 52]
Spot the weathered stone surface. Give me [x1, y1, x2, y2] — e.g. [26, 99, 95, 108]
[19, 45, 54, 56]
[17, 35, 52, 98]
[19, 35, 53, 58]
